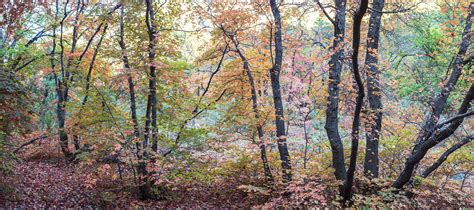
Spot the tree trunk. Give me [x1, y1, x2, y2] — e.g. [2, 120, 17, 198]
[363, 0, 384, 179]
[234, 38, 274, 183]
[344, 0, 369, 203]
[119, 7, 141, 149]
[49, 1, 70, 158]
[119, 6, 148, 199]
[303, 118, 309, 170]
[57, 90, 72, 158]
[139, 0, 159, 200]
[393, 84, 474, 189]
[323, 0, 347, 185]
[269, 0, 292, 182]
[55, 0, 73, 159]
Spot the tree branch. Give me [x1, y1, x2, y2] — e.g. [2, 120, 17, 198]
[316, 0, 336, 26]
[422, 135, 473, 178]
[14, 134, 49, 154]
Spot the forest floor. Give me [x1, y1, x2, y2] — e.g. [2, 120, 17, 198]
[0, 151, 269, 208]
[1, 140, 473, 208]
[0, 160, 269, 208]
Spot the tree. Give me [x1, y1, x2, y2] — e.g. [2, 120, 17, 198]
[49, 1, 119, 158]
[364, 0, 385, 179]
[393, 3, 473, 189]
[344, 0, 369, 202]
[320, 0, 348, 186]
[118, 6, 140, 153]
[269, 0, 292, 183]
[224, 31, 274, 183]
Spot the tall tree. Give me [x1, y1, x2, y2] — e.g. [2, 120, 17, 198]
[49, 1, 119, 158]
[269, 0, 292, 182]
[320, 0, 347, 187]
[227, 33, 274, 183]
[118, 6, 140, 145]
[393, 3, 473, 189]
[344, 0, 369, 202]
[135, 0, 159, 200]
[144, 0, 158, 155]
[118, 5, 150, 199]
[363, 0, 385, 178]
[318, 0, 369, 202]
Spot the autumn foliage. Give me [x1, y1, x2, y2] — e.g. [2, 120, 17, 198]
[0, 0, 473, 208]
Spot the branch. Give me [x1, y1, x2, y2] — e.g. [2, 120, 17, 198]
[463, 54, 473, 65]
[435, 111, 474, 130]
[9, 29, 47, 71]
[368, 4, 417, 14]
[316, 0, 336, 26]
[75, 4, 121, 65]
[14, 134, 48, 154]
[81, 22, 109, 107]
[14, 56, 42, 72]
[25, 29, 47, 48]
[421, 135, 473, 178]
[163, 88, 227, 157]
[426, 84, 474, 146]
[200, 44, 229, 98]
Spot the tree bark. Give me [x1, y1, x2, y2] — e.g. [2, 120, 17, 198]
[138, 0, 159, 200]
[344, 0, 369, 203]
[269, 0, 292, 182]
[363, 0, 385, 179]
[323, 0, 347, 184]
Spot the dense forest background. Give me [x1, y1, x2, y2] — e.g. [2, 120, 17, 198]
[0, 0, 472, 208]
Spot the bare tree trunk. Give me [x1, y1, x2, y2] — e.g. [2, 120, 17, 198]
[138, 0, 159, 200]
[55, 0, 73, 159]
[344, 0, 369, 203]
[270, 0, 292, 182]
[323, 0, 347, 186]
[363, 0, 385, 179]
